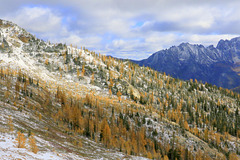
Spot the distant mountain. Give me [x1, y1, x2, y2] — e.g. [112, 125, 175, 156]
[134, 37, 240, 89]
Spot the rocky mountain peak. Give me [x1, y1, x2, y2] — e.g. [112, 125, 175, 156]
[217, 37, 240, 50]
[134, 36, 240, 89]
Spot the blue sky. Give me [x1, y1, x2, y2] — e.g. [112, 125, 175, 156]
[1, 0, 240, 60]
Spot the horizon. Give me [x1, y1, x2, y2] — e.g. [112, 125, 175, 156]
[1, 0, 240, 60]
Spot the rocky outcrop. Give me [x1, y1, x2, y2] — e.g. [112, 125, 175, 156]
[18, 35, 30, 43]
[0, 38, 12, 53]
[0, 19, 67, 54]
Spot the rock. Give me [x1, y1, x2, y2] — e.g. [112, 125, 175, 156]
[18, 35, 30, 43]
[0, 38, 12, 53]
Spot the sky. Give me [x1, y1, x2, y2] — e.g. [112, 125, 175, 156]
[1, 0, 240, 60]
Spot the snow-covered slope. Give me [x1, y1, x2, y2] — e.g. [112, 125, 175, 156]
[0, 19, 105, 97]
[0, 19, 149, 160]
[0, 133, 85, 160]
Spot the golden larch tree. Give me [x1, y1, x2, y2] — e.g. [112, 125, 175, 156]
[91, 73, 94, 83]
[184, 120, 189, 130]
[16, 131, 26, 148]
[45, 59, 49, 65]
[8, 115, 14, 132]
[28, 133, 39, 154]
[117, 90, 122, 101]
[109, 88, 112, 96]
[163, 155, 169, 160]
[77, 68, 80, 77]
[204, 128, 209, 142]
[81, 65, 85, 76]
[102, 120, 112, 148]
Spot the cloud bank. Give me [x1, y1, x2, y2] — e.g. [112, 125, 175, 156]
[1, 0, 240, 59]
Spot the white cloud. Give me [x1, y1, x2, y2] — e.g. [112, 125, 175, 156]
[187, 34, 240, 46]
[1, 0, 240, 59]
[2, 6, 103, 53]
[4, 7, 62, 33]
[57, 34, 102, 49]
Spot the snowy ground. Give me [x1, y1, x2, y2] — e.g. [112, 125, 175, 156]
[0, 133, 84, 160]
[0, 132, 149, 160]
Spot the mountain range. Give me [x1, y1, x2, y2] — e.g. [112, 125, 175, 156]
[134, 37, 240, 90]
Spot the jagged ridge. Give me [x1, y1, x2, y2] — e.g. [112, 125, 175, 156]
[134, 37, 240, 89]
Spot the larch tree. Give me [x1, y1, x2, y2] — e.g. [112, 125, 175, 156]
[101, 120, 112, 148]
[38, 113, 42, 121]
[109, 88, 112, 97]
[229, 152, 238, 160]
[204, 128, 209, 142]
[184, 120, 189, 130]
[163, 155, 169, 160]
[16, 131, 26, 148]
[28, 133, 39, 154]
[77, 68, 80, 77]
[215, 133, 221, 147]
[147, 151, 152, 159]
[117, 90, 122, 101]
[81, 65, 85, 77]
[109, 78, 114, 89]
[45, 59, 49, 65]
[91, 73, 94, 84]
[8, 115, 14, 132]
